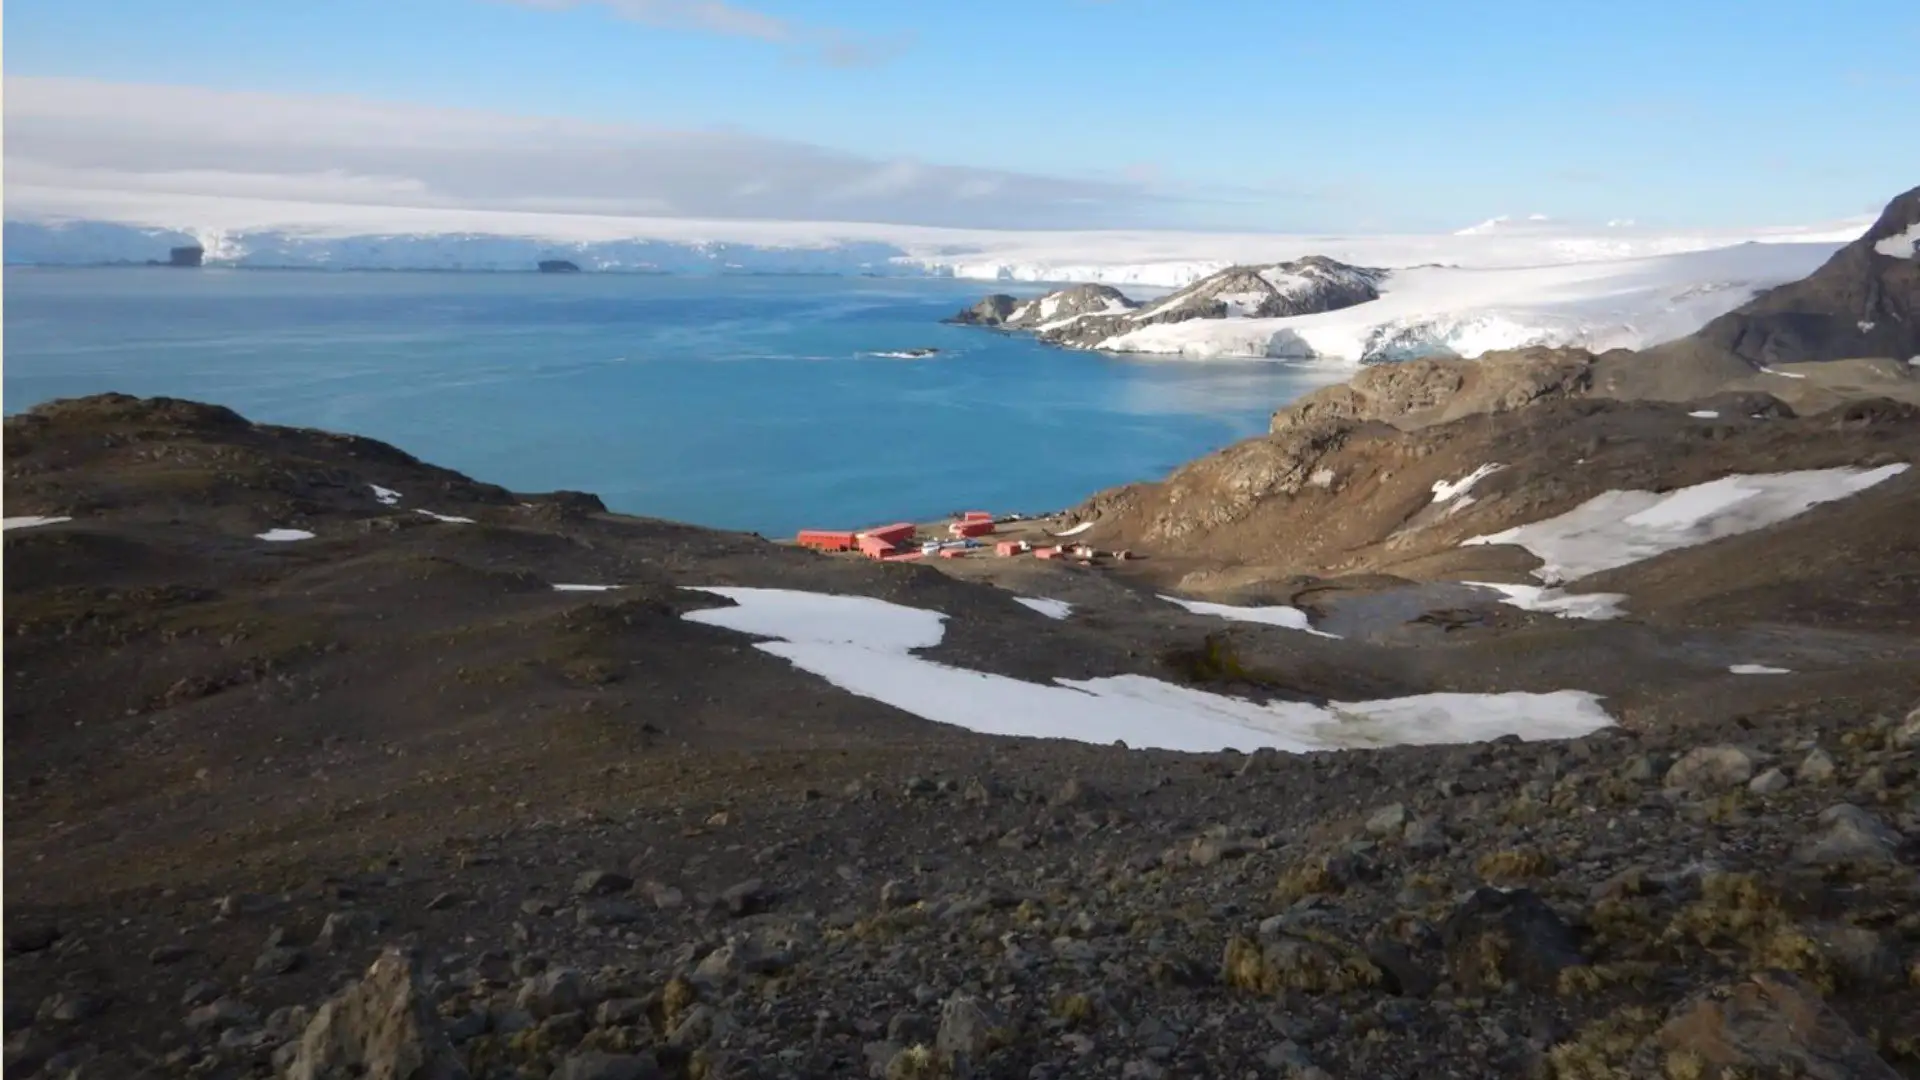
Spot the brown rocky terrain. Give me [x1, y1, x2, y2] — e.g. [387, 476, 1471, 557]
[6, 387, 1919, 1080]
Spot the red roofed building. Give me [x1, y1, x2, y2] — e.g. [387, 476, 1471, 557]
[796, 530, 856, 552]
[861, 523, 916, 546]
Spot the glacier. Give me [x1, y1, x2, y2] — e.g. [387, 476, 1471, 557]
[1, 186, 1874, 364]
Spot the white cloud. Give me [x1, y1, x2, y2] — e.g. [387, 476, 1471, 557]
[2, 76, 1161, 229]
[496, 0, 911, 67]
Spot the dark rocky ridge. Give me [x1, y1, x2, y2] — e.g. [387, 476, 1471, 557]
[1673, 184, 1920, 369]
[5, 390, 1920, 1078]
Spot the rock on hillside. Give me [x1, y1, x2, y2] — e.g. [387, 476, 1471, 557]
[1269, 346, 1603, 435]
[947, 257, 1384, 350]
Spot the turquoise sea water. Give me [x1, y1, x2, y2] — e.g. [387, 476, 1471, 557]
[2, 268, 1345, 534]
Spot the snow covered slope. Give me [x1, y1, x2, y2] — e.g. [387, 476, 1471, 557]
[3, 185, 1869, 287]
[1090, 242, 1842, 363]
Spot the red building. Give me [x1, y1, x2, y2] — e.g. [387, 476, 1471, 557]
[948, 519, 994, 538]
[796, 529, 856, 552]
[862, 523, 916, 546]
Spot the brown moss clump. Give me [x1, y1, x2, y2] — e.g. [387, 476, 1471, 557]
[1051, 992, 1096, 1025]
[1475, 848, 1556, 883]
[1545, 1007, 1663, 1080]
[652, 976, 697, 1033]
[1556, 961, 1662, 997]
[1162, 632, 1254, 684]
[1274, 857, 1345, 903]
[1663, 873, 1834, 992]
[884, 1044, 951, 1080]
[1222, 933, 1380, 995]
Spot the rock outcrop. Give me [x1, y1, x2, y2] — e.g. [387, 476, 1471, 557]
[947, 259, 1384, 351]
[285, 949, 468, 1080]
[1125, 257, 1384, 328]
[1268, 346, 1601, 434]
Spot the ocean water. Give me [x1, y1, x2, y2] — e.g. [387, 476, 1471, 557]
[2, 268, 1346, 534]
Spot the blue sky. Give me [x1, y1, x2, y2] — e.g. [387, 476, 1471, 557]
[6, 0, 1917, 230]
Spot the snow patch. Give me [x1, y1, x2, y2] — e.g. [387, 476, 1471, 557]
[415, 509, 477, 524]
[1050, 521, 1094, 538]
[1729, 664, 1792, 675]
[553, 584, 622, 592]
[1465, 582, 1627, 620]
[1872, 222, 1920, 259]
[1013, 597, 1073, 620]
[256, 528, 315, 542]
[1432, 463, 1503, 503]
[1688, 410, 1720, 419]
[369, 484, 403, 505]
[681, 587, 1612, 753]
[1462, 464, 1910, 584]
[1160, 595, 1339, 638]
[2, 515, 74, 531]
[1758, 366, 1807, 379]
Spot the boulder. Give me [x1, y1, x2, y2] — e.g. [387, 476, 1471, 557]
[284, 948, 467, 1080]
[1440, 888, 1583, 993]
[1793, 804, 1904, 866]
[1657, 971, 1900, 1079]
[1664, 745, 1756, 793]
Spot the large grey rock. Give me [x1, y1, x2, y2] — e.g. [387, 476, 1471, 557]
[1657, 971, 1900, 1079]
[516, 968, 585, 1018]
[1440, 888, 1584, 993]
[315, 910, 382, 952]
[935, 993, 999, 1070]
[1794, 804, 1904, 866]
[284, 947, 468, 1080]
[1664, 745, 1756, 793]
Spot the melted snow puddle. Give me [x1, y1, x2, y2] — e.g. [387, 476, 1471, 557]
[1465, 582, 1627, 620]
[256, 528, 315, 542]
[3, 516, 74, 531]
[1729, 664, 1792, 675]
[1159, 595, 1339, 638]
[682, 587, 1610, 753]
[415, 509, 477, 524]
[370, 485, 403, 506]
[1462, 464, 1910, 584]
[1013, 597, 1073, 619]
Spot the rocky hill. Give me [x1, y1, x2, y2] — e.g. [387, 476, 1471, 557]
[947, 259, 1385, 350]
[6, 393, 1920, 1080]
[1593, 185, 1920, 402]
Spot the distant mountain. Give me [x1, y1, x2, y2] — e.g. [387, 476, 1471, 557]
[947, 258, 1384, 350]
